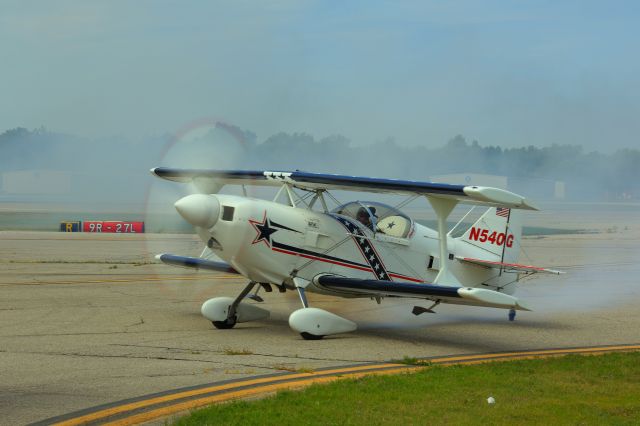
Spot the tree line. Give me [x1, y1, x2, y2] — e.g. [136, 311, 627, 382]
[1, 126, 638, 201]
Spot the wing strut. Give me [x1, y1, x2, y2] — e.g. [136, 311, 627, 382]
[426, 196, 458, 284]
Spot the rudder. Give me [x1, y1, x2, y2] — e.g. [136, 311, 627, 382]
[458, 207, 521, 263]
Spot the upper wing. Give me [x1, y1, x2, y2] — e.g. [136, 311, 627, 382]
[151, 168, 538, 210]
[314, 275, 531, 311]
[456, 256, 564, 275]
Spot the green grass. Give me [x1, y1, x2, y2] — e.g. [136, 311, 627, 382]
[173, 352, 640, 426]
[391, 355, 432, 366]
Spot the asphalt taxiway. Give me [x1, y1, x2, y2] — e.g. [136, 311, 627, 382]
[1, 227, 640, 425]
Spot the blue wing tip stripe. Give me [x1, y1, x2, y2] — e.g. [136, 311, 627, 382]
[153, 168, 268, 180]
[292, 171, 467, 195]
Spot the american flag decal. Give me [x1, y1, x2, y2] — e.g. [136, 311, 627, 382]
[331, 215, 390, 280]
[496, 207, 510, 218]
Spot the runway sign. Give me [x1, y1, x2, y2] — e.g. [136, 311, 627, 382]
[60, 221, 82, 232]
[82, 221, 145, 233]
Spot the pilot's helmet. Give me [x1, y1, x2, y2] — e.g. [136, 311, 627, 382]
[356, 207, 369, 220]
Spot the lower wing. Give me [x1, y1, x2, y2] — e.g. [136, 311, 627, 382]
[155, 253, 239, 274]
[314, 275, 531, 311]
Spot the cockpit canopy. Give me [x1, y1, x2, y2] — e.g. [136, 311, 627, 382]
[332, 201, 413, 238]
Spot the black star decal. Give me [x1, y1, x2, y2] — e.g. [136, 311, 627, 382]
[387, 221, 396, 229]
[249, 212, 278, 247]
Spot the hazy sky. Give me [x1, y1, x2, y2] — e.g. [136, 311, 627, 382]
[1, 1, 639, 150]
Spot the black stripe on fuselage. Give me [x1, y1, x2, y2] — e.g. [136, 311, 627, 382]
[330, 214, 390, 280]
[271, 241, 370, 269]
[270, 220, 302, 233]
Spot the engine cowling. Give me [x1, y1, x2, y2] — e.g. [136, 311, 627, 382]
[174, 194, 221, 229]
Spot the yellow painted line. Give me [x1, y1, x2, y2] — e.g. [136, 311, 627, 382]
[51, 344, 640, 426]
[428, 344, 640, 364]
[52, 363, 403, 426]
[103, 368, 417, 426]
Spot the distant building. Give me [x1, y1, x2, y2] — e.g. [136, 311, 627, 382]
[1, 170, 71, 195]
[429, 173, 508, 189]
[508, 176, 565, 200]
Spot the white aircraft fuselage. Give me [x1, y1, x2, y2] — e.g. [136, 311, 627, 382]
[183, 194, 517, 297]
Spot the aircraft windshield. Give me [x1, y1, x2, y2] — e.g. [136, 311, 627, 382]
[332, 201, 413, 238]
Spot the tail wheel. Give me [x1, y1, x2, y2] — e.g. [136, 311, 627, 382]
[212, 318, 237, 329]
[300, 332, 325, 340]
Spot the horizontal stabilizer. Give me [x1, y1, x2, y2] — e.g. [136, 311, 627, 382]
[151, 168, 538, 210]
[456, 257, 563, 275]
[314, 275, 531, 311]
[155, 253, 238, 274]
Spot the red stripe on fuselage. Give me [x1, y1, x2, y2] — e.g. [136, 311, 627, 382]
[387, 273, 424, 283]
[271, 246, 423, 282]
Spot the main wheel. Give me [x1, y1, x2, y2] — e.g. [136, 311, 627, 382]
[212, 318, 236, 329]
[300, 332, 325, 340]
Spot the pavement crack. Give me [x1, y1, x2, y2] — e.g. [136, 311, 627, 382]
[0, 349, 308, 371]
[0, 349, 221, 363]
[3, 330, 204, 338]
[125, 317, 145, 328]
[110, 343, 376, 363]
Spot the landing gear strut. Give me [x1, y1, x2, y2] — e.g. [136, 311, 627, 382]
[296, 286, 324, 340]
[209, 281, 258, 329]
[288, 277, 357, 339]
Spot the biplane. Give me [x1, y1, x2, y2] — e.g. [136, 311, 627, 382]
[152, 168, 561, 339]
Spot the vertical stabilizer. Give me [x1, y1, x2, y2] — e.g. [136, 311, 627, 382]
[458, 207, 522, 263]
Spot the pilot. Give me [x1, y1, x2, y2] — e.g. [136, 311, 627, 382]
[356, 207, 377, 230]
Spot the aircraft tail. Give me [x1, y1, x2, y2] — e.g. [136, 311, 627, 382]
[457, 207, 522, 264]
